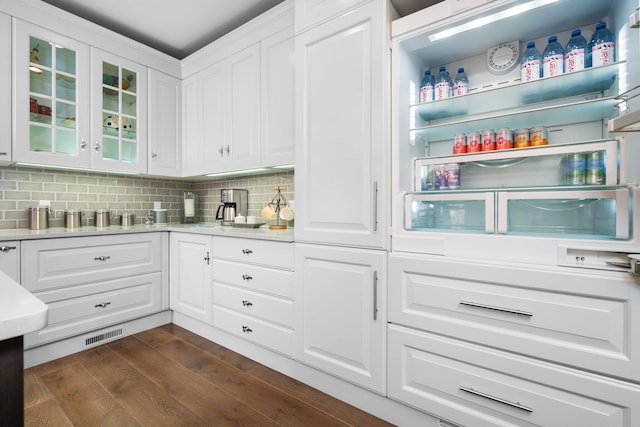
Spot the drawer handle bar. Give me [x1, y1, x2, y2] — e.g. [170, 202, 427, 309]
[242, 326, 252, 333]
[94, 256, 111, 261]
[242, 274, 253, 281]
[459, 386, 533, 413]
[459, 300, 533, 317]
[95, 302, 111, 308]
[0, 245, 17, 252]
[242, 300, 253, 307]
[242, 249, 253, 254]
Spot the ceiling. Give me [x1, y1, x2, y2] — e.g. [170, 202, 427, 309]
[41, 0, 441, 60]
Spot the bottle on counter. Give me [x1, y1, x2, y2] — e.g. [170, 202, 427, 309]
[453, 67, 469, 96]
[589, 21, 615, 67]
[435, 66, 451, 100]
[419, 69, 434, 103]
[542, 35, 564, 77]
[520, 41, 542, 82]
[564, 29, 589, 72]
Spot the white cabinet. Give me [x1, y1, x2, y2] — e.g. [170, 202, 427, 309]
[91, 48, 148, 174]
[295, 243, 386, 394]
[295, 0, 371, 34]
[294, 1, 388, 249]
[13, 18, 91, 168]
[0, 242, 20, 283]
[195, 60, 226, 175]
[170, 232, 213, 324]
[148, 69, 181, 177]
[21, 233, 165, 348]
[0, 13, 11, 164]
[260, 28, 295, 167]
[180, 73, 200, 177]
[211, 236, 295, 356]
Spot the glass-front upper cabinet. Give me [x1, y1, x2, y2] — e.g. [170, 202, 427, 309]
[91, 49, 147, 173]
[13, 19, 90, 167]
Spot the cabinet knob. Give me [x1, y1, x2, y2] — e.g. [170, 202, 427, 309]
[94, 302, 111, 308]
[242, 249, 253, 255]
[224, 145, 230, 155]
[151, 151, 158, 159]
[242, 326, 252, 333]
[80, 139, 87, 151]
[204, 251, 210, 264]
[94, 255, 111, 261]
[218, 146, 224, 157]
[242, 300, 253, 307]
[0, 245, 17, 253]
[94, 141, 101, 152]
[241, 274, 253, 281]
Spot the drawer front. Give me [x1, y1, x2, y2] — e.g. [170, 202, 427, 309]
[25, 272, 162, 348]
[389, 253, 640, 382]
[211, 236, 293, 269]
[388, 324, 640, 427]
[212, 305, 293, 356]
[22, 233, 162, 292]
[212, 259, 294, 298]
[213, 282, 294, 328]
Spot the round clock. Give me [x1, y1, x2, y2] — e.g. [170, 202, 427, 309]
[487, 41, 520, 75]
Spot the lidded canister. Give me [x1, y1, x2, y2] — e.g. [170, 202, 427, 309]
[64, 209, 82, 228]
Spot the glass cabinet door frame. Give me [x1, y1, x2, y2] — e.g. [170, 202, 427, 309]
[90, 47, 147, 174]
[404, 192, 495, 233]
[12, 18, 91, 168]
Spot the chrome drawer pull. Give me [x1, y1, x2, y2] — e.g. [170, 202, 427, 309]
[94, 302, 111, 308]
[459, 386, 533, 413]
[242, 326, 252, 333]
[460, 300, 533, 317]
[94, 256, 111, 261]
[242, 300, 253, 307]
[242, 274, 253, 281]
[0, 245, 17, 252]
[242, 249, 253, 254]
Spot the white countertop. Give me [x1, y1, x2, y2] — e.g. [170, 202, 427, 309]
[0, 270, 48, 341]
[0, 223, 295, 242]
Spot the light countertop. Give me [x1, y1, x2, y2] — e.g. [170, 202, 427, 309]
[0, 269, 48, 341]
[0, 223, 295, 242]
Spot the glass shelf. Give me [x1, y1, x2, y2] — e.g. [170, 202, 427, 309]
[412, 62, 622, 122]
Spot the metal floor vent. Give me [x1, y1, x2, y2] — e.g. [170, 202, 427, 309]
[83, 327, 124, 348]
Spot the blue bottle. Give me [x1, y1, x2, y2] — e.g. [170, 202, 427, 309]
[419, 70, 434, 103]
[564, 29, 589, 72]
[520, 41, 541, 82]
[435, 66, 451, 100]
[589, 21, 615, 67]
[453, 67, 469, 96]
[542, 36, 564, 77]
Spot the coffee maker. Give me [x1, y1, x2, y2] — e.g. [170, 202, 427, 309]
[216, 189, 248, 224]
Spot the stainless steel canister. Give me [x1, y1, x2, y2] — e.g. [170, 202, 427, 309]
[28, 207, 50, 230]
[94, 209, 111, 227]
[64, 209, 83, 228]
[120, 213, 135, 227]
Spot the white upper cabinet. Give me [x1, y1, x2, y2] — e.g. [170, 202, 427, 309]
[261, 28, 295, 168]
[197, 59, 227, 175]
[294, 1, 388, 249]
[91, 48, 148, 174]
[148, 69, 181, 177]
[295, 0, 371, 34]
[0, 13, 11, 164]
[180, 73, 200, 177]
[13, 19, 91, 168]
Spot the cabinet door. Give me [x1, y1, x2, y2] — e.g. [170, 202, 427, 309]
[199, 60, 226, 174]
[13, 19, 90, 168]
[91, 48, 147, 173]
[295, 2, 387, 248]
[181, 73, 200, 177]
[261, 28, 295, 167]
[226, 43, 261, 171]
[0, 13, 10, 163]
[148, 69, 181, 176]
[170, 233, 213, 324]
[295, 243, 386, 394]
[0, 242, 20, 283]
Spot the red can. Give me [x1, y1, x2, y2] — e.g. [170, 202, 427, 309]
[496, 127, 513, 150]
[467, 132, 481, 152]
[453, 133, 467, 154]
[481, 129, 496, 151]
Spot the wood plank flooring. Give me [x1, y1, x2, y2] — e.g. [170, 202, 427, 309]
[24, 324, 394, 426]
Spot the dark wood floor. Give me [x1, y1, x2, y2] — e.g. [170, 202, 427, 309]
[24, 324, 394, 426]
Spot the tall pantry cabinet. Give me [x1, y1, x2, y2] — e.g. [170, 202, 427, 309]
[294, 0, 393, 394]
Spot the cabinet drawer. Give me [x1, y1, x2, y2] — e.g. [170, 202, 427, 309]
[212, 259, 294, 298]
[212, 305, 293, 356]
[389, 254, 640, 382]
[211, 236, 293, 269]
[388, 324, 640, 427]
[22, 233, 162, 292]
[213, 283, 293, 328]
[25, 272, 162, 348]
